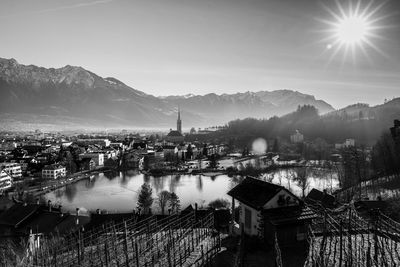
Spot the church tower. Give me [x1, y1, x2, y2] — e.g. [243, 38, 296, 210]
[177, 107, 182, 133]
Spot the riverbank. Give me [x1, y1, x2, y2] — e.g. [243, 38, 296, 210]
[29, 167, 112, 197]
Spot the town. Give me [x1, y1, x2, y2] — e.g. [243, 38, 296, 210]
[1, 108, 400, 266]
[1, 0, 400, 265]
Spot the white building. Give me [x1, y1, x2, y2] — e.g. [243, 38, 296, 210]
[345, 139, 355, 147]
[79, 153, 104, 166]
[227, 177, 316, 247]
[290, 130, 304, 143]
[76, 139, 111, 147]
[335, 138, 355, 149]
[0, 163, 22, 179]
[0, 170, 13, 192]
[42, 164, 66, 179]
[0, 142, 18, 151]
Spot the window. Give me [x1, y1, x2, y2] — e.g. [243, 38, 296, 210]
[244, 208, 252, 229]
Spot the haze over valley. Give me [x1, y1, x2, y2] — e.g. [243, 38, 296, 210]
[0, 57, 337, 131]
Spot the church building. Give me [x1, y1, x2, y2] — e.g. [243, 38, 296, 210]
[166, 107, 184, 143]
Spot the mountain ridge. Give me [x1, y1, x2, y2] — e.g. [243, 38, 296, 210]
[0, 57, 336, 130]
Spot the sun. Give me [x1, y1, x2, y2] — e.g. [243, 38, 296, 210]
[317, 0, 390, 63]
[335, 15, 370, 45]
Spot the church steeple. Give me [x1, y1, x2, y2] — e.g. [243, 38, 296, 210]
[177, 106, 182, 133]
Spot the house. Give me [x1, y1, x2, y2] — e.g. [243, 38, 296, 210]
[305, 188, 337, 208]
[131, 141, 148, 150]
[76, 139, 111, 147]
[79, 158, 96, 171]
[79, 152, 104, 166]
[0, 162, 22, 179]
[0, 170, 13, 193]
[8, 158, 32, 173]
[0, 203, 90, 236]
[228, 176, 316, 247]
[335, 138, 356, 149]
[290, 130, 304, 143]
[344, 138, 355, 147]
[165, 130, 184, 144]
[163, 145, 178, 161]
[0, 141, 17, 151]
[121, 152, 141, 169]
[354, 200, 387, 220]
[42, 164, 66, 179]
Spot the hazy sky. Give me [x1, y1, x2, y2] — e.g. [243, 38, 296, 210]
[1, 0, 399, 108]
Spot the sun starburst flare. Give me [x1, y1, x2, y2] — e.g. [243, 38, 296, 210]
[317, 0, 392, 65]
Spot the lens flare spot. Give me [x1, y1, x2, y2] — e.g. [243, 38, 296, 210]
[251, 138, 267, 155]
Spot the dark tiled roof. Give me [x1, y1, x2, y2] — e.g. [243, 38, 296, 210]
[0, 204, 40, 227]
[306, 188, 336, 208]
[354, 200, 387, 211]
[227, 176, 283, 210]
[80, 158, 94, 163]
[21, 211, 66, 234]
[263, 205, 318, 225]
[163, 145, 176, 149]
[43, 164, 65, 170]
[55, 215, 91, 234]
[167, 131, 183, 137]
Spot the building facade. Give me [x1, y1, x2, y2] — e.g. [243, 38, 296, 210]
[0, 163, 22, 179]
[0, 170, 13, 193]
[42, 164, 66, 179]
[166, 107, 184, 143]
[290, 130, 304, 143]
[228, 177, 316, 246]
[79, 153, 104, 166]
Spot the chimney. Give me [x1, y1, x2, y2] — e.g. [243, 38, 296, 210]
[96, 209, 101, 215]
[76, 208, 80, 225]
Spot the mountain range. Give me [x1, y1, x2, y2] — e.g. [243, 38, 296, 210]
[0, 57, 336, 130]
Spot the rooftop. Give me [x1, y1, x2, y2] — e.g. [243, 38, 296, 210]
[43, 164, 65, 170]
[0, 203, 39, 227]
[227, 176, 284, 210]
[306, 188, 336, 208]
[167, 130, 183, 137]
[263, 205, 317, 225]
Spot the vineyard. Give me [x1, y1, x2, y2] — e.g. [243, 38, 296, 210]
[305, 199, 400, 266]
[2, 202, 400, 266]
[1, 210, 222, 267]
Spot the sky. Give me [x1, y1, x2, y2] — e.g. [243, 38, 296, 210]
[0, 0, 399, 109]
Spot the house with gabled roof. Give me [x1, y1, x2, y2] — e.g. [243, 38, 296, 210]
[228, 176, 317, 246]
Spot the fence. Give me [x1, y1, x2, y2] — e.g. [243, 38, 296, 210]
[1, 210, 220, 267]
[305, 200, 400, 266]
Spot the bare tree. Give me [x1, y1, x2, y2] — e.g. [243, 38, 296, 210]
[169, 192, 181, 214]
[295, 167, 309, 198]
[157, 190, 171, 215]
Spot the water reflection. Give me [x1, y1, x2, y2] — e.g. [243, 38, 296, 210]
[169, 175, 180, 192]
[152, 176, 165, 193]
[84, 178, 96, 190]
[196, 175, 203, 192]
[65, 183, 77, 202]
[44, 169, 339, 213]
[104, 171, 116, 180]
